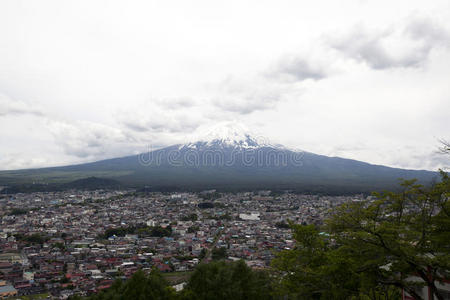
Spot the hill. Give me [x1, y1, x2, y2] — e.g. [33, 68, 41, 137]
[0, 123, 438, 194]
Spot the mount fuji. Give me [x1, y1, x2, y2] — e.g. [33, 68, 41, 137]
[0, 123, 438, 194]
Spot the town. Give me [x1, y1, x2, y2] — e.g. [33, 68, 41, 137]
[0, 189, 364, 298]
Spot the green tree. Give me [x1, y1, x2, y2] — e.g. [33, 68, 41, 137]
[329, 173, 449, 300]
[187, 225, 199, 233]
[8, 208, 27, 215]
[181, 260, 272, 300]
[272, 224, 380, 299]
[273, 171, 450, 300]
[198, 248, 207, 260]
[181, 213, 198, 222]
[88, 269, 176, 300]
[211, 247, 227, 260]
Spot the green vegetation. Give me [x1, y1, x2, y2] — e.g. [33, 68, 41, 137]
[198, 248, 207, 260]
[173, 255, 195, 261]
[180, 260, 272, 300]
[70, 261, 272, 300]
[162, 271, 194, 285]
[53, 242, 66, 251]
[102, 225, 172, 239]
[71, 262, 271, 300]
[187, 225, 199, 233]
[213, 213, 232, 221]
[211, 247, 227, 260]
[14, 233, 49, 245]
[181, 213, 198, 222]
[272, 171, 450, 300]
[18, 293, 51, 300]
[8, 208, 28, 215]
[274, 221, 290, 229]
[76, 270, 177, 300]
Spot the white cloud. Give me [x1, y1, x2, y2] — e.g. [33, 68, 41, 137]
[266, 53, 331, 82]
[210, 76, 286, 115]
[48, 120, 134, 159]
[327, 18, 450, 70]
[117, 99, 205, 135]
[0, 93, 44, 117]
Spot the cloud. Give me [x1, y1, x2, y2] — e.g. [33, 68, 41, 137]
[213, 92, 279, 115]
[210, 75, 290, 115]
[122, 115, 201, 134]
[324, 142, 449, 171]
[154, 97, 198, 109]
[327, 19, 450, 70]
[211, 46, 335, 115]
[0, 93, 44, 117]
[118, 100, 204, 134]
[405, 17, 450, 46]
[0, 154, 54, 171]
[267, 55, 329, 82]
[395, 150, 449, 171]
[49, 120, 136, 159]
[328, 28, 424, 69]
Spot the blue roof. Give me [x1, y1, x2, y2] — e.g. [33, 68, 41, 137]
[0, 285, 17, 293]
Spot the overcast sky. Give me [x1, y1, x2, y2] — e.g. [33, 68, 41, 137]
[0, 0, 449, 171]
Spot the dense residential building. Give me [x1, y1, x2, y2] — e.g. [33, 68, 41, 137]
[0, 189, 359, 298]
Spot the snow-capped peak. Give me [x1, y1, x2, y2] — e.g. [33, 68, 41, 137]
[181, 122, 276, 150]
[201, 122, 253, 144]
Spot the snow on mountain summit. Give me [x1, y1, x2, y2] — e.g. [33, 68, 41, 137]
[182, 122, 276, 150]
[202, 122, 250, 142]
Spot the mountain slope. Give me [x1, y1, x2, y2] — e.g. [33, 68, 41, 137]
[0, 123, 438, 194]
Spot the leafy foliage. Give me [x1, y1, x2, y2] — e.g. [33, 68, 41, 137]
[71, 262, 272, 300]
[14, 233, 49, 245]
[273, 171, 450, 300]
[198, 248, 207, 260]
[102, 225, 172, 239]
[80, 269, 177, 300]
[187, 225, 199, 233]
[180, 260, 273, 300]
[181, 213, 198, 222]
[8, 208, 28, 215]
[211, 247, 228, 260]
[275, 221, 290, 229]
